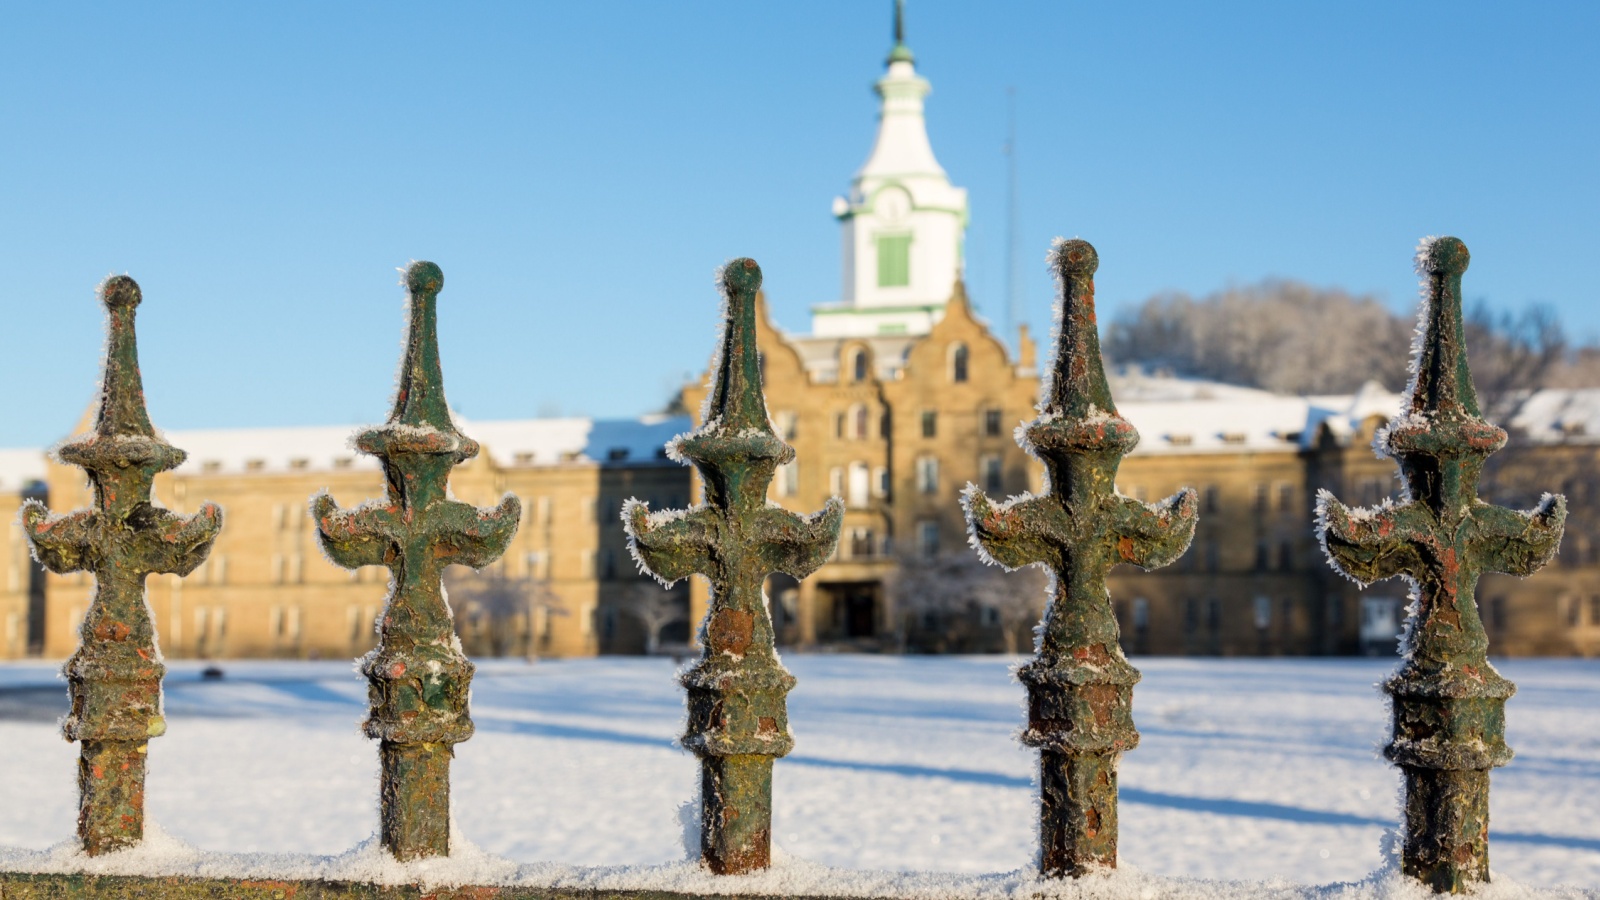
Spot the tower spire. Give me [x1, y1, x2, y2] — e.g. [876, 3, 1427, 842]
[890, 0, 911, 62]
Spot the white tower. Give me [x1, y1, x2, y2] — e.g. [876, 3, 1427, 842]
[812, 1, 969, 338]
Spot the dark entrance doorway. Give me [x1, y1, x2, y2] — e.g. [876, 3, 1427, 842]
[824, 582, 879, 639]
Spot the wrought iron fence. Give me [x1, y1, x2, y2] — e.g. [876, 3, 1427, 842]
[0, 237, 1564, 898]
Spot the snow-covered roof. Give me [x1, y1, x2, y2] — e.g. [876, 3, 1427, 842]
[1102, 376, 1406, 456]
[0, 416, 693, 478]
[0, 448, 46, 493]
[1506, 388, 1600, 444]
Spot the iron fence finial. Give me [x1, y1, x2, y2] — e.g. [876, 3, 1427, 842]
[1316, 236, 1565, 893]
[313, 260, 520, 861]
[964, 238, 1197, 877]
[22, 275, 222, 855]
[625, 257, 842, 875]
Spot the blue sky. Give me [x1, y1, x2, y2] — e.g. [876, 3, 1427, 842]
[1, 2, 1596, 448]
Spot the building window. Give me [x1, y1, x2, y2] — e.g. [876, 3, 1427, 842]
[918, 521, 939, 559]
[1254, 483, 1270, 514]
[1204, 486, 1220, 513]
[830, 467, 844, 499]
[981, 455, 1003, 494]
[852, 349, 869, 382]
[877, 234, 912, 287]
[848, 462, 871, 508]
[1206, 598, 1222, 632]
[1184, 598, 1199, 633]
[916, 456, 939, 494]
[1253, 596, 1271, 630]
[602, 550, 617, 581]
[921, 410, 937, 438]
[873, 466, 889, 498]
[1277, 541, 1293, 572]
[1279, 483, 1296, 513]
[1566, 595, 1582, 627]
[778, 460, 799, 497]
[836, 413, 846, 439]
[1590, 595, 1600, 626]
[983, 409, 1003, 437]
[1204, 542, 1219, 573]
[1490, 596, 1506, 631]
[774, 410, 798, 440]
[1254, 542, 1270, 572]
[852, 404, 870, 440]
[950, 343, 969, 383]
[850, 527, 876, 559]
[1133, 597, 1150, 630]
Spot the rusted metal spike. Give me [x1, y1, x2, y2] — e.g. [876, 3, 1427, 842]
[624, 258, 842, 874]
[963, 239, 1197, 877]
[1316, 237, 1565, 894]
[313, 262, 521, 861]
[21, 276, 222, 855]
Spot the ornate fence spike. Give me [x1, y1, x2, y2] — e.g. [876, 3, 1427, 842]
[624, 258, 843, 875]
[1316, 237, 1564, 893]
[21, 276, 223, 856]
[963, 239, 1197, 878]
[313, 262, 521, 861]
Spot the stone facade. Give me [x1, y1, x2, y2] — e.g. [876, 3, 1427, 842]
[26, 418, 689, 661]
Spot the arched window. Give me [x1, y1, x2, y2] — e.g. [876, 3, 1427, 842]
[950, 343, 969, 383]
[852, 349, 869, 382]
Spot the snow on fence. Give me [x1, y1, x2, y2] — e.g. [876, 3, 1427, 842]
[0, 239, 1569, 899]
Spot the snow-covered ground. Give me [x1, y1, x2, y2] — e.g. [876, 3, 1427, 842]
[0, 656, 1595, 895]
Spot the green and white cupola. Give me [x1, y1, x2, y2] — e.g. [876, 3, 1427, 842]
[813, 1, 969, 339]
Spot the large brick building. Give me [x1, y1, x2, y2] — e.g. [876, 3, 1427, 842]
[1, 14, 1596, 662]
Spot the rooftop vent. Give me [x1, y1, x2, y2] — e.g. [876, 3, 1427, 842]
[1166, 434, 1193, 446]
[607, 448, 630, 461]
[513, 452, 535, 465]
[1221, 433, 1247, 445]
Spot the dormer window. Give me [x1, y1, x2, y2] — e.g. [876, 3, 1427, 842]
[852, 349, 869, 382]
[950, 343, 969, 383]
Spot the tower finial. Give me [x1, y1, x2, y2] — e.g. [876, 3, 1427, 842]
[888, 0, 913, 63]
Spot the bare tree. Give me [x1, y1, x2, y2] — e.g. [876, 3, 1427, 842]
[1465, 301, 1569, 407]
[444, 566, 565, 660]
[897, 552, 1048, 654]
[1106, 281, 1412, 395]
[614, 579, 687, 655]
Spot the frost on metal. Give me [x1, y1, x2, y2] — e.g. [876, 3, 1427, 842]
[962, 240, 1197, 878]
[20, 275, 223, 856]
[623, 257, 842, 876]
[312, 261, 521, 862]
[1314, 237, 1565, 894]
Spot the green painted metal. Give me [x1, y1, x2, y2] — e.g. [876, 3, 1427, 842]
[20, 276, 223, 857]
[312, 262, 521, 861]
[1316, 237, 1565, 894]
[624, 258, 842, 874]
[963, 240, 1197, 878]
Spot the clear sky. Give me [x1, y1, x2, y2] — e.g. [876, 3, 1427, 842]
[1, 2, 1596, 448]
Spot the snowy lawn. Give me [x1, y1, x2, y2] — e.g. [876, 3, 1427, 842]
[0, 655, 1595, 895]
